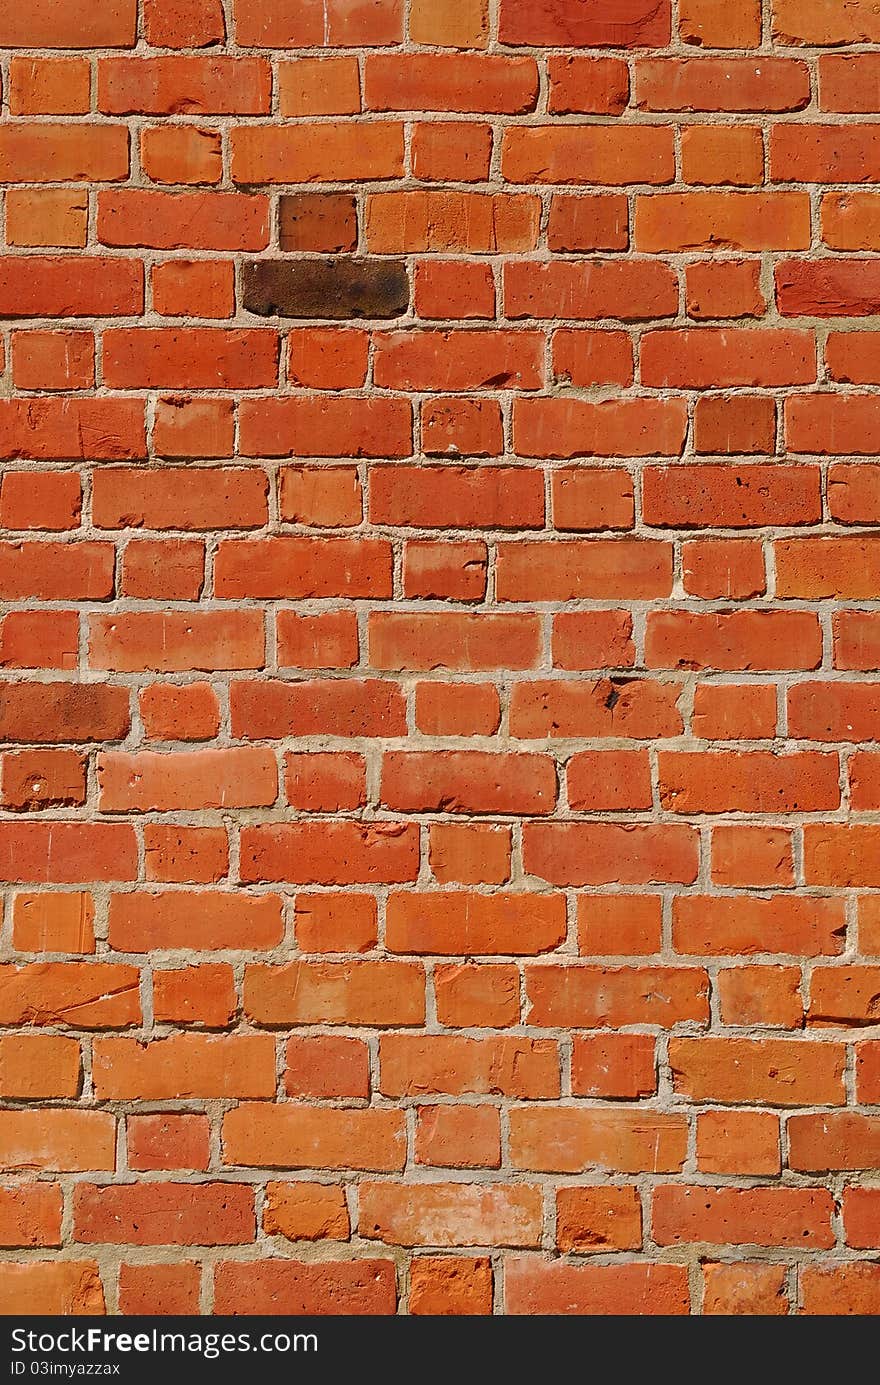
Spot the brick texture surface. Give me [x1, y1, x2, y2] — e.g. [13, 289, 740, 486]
[1, 0, 879, 1317]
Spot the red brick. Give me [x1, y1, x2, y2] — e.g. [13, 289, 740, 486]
[98, 189, 269, 251]
[415, 261, 495, 319]
[801, 1264, 880, 1316]
[213, 1258, 396, 1315]
[434, 962, 519, 1026]
[239, 397, 411, 458]
[102, 328, 278, 390]
[428, 824, 510, 883]
[403, 541, 488, 601]
[694, 395, 777, 454]
[422, 398, 503, 455]
[387, 891, 565, 956]
[279, 57, 361, 116]
[263, 1182, 350, 1241]
[0, 257, 142, 319]
[0, 0, 136, 45]
[145, 0, 225, 46]
[144, 124, 218, 180]
[231, 679, 405, 739]
[556, 1186, 642, 1252]
[514, 398, 687, 459]
[152, 259, 232, 312]
[127, 1115, 210, 1172]
[681, 0, 760, 46]
[153, 397, 234, 457]
[653, 1186, 832, 1248]
[646, 611, 822, 671]
[644, 464, 818, 527]
[364, 54, 538, 114]
[12, 893, 96, 954]
[89, 612, 264, 672]
[108, 891, 282, 952]
[8, 59, 90, 114]
[523, 823, 698, 886]
[369, 612, 540, 672]
[681, 129, 764, 188]
[380, 751, 557, 816]
[153, 966, 236, 1028]
[94, 465, 266, 529]
[552, 612, 635, 670]
[657, 750, 840, 814]
[0, 1263, 105, 1315]
[73, 1183, 254, 1246]
[412, 126, 492, 184]
[284, 1037, 371, 1100]
[682, 540, 766, 598]
[11, 334, 94, 392]
[696, 1111, 781, 1176]
[548, 195, 628, 252]
[673, 896, 844, 957]
[370, 464, 543, 528]
[276, 612, 359, 670]
[510, 678, 682, 740]
[497, 540, 673, 600]
[409, 1258, 492, 1316]
[526, 965, 708, 1028]
[0, 1111, 115, 1172]
[359, 1181, 542, 1247]
[503, 126, 674, 185]
[0, 125, 129, 184]
[380, 1034, 558, 1099]
[548, 56, 629, 114]
[552, 467, 634, 535]
[0, 1184, 62, 1248]
[139, 684, 220, 742]
[232, 0, 403, 48]
[0, 683, 129, 744]
[93, 1034, 276, 1100]
[710, 826, 794, 888]
[1, 749, 86, 811]
[0, 1034, 80, 1099]
[0, 466, 81, 536]
[415, 1107, 501, 1169]
[636, 58, 809, 112]
[222, 1104, 406, 1172]
[577, 896, 663, 957]
[505, 260, 678, 322]
[241, 823, 420, 886]
[510, 1109, 687, 1175]
[771, 124, 880, 183]
[232, 124, 405, 185]
[552, 334, 634, 391]
[99, 56, 270, 114]
[366, 190, 539, 253]
[244, 959, 424, 1028]
[636, 192, 810, 252]
[571, 1035, 657, 1099]
[294, 893, 378, 954]
[143, 827, 229, 885]
[118, 1263, 200, 1316]
[506, 1259, 688, 1316]
[670, 1037, 845, 1106]
[500, 0, 671, 46]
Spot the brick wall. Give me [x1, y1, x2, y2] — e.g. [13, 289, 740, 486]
[2, 0, 880, 1317]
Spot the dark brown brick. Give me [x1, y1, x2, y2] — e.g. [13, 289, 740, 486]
[279, 194, 358, 254]
[242, 258, 410, 321]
